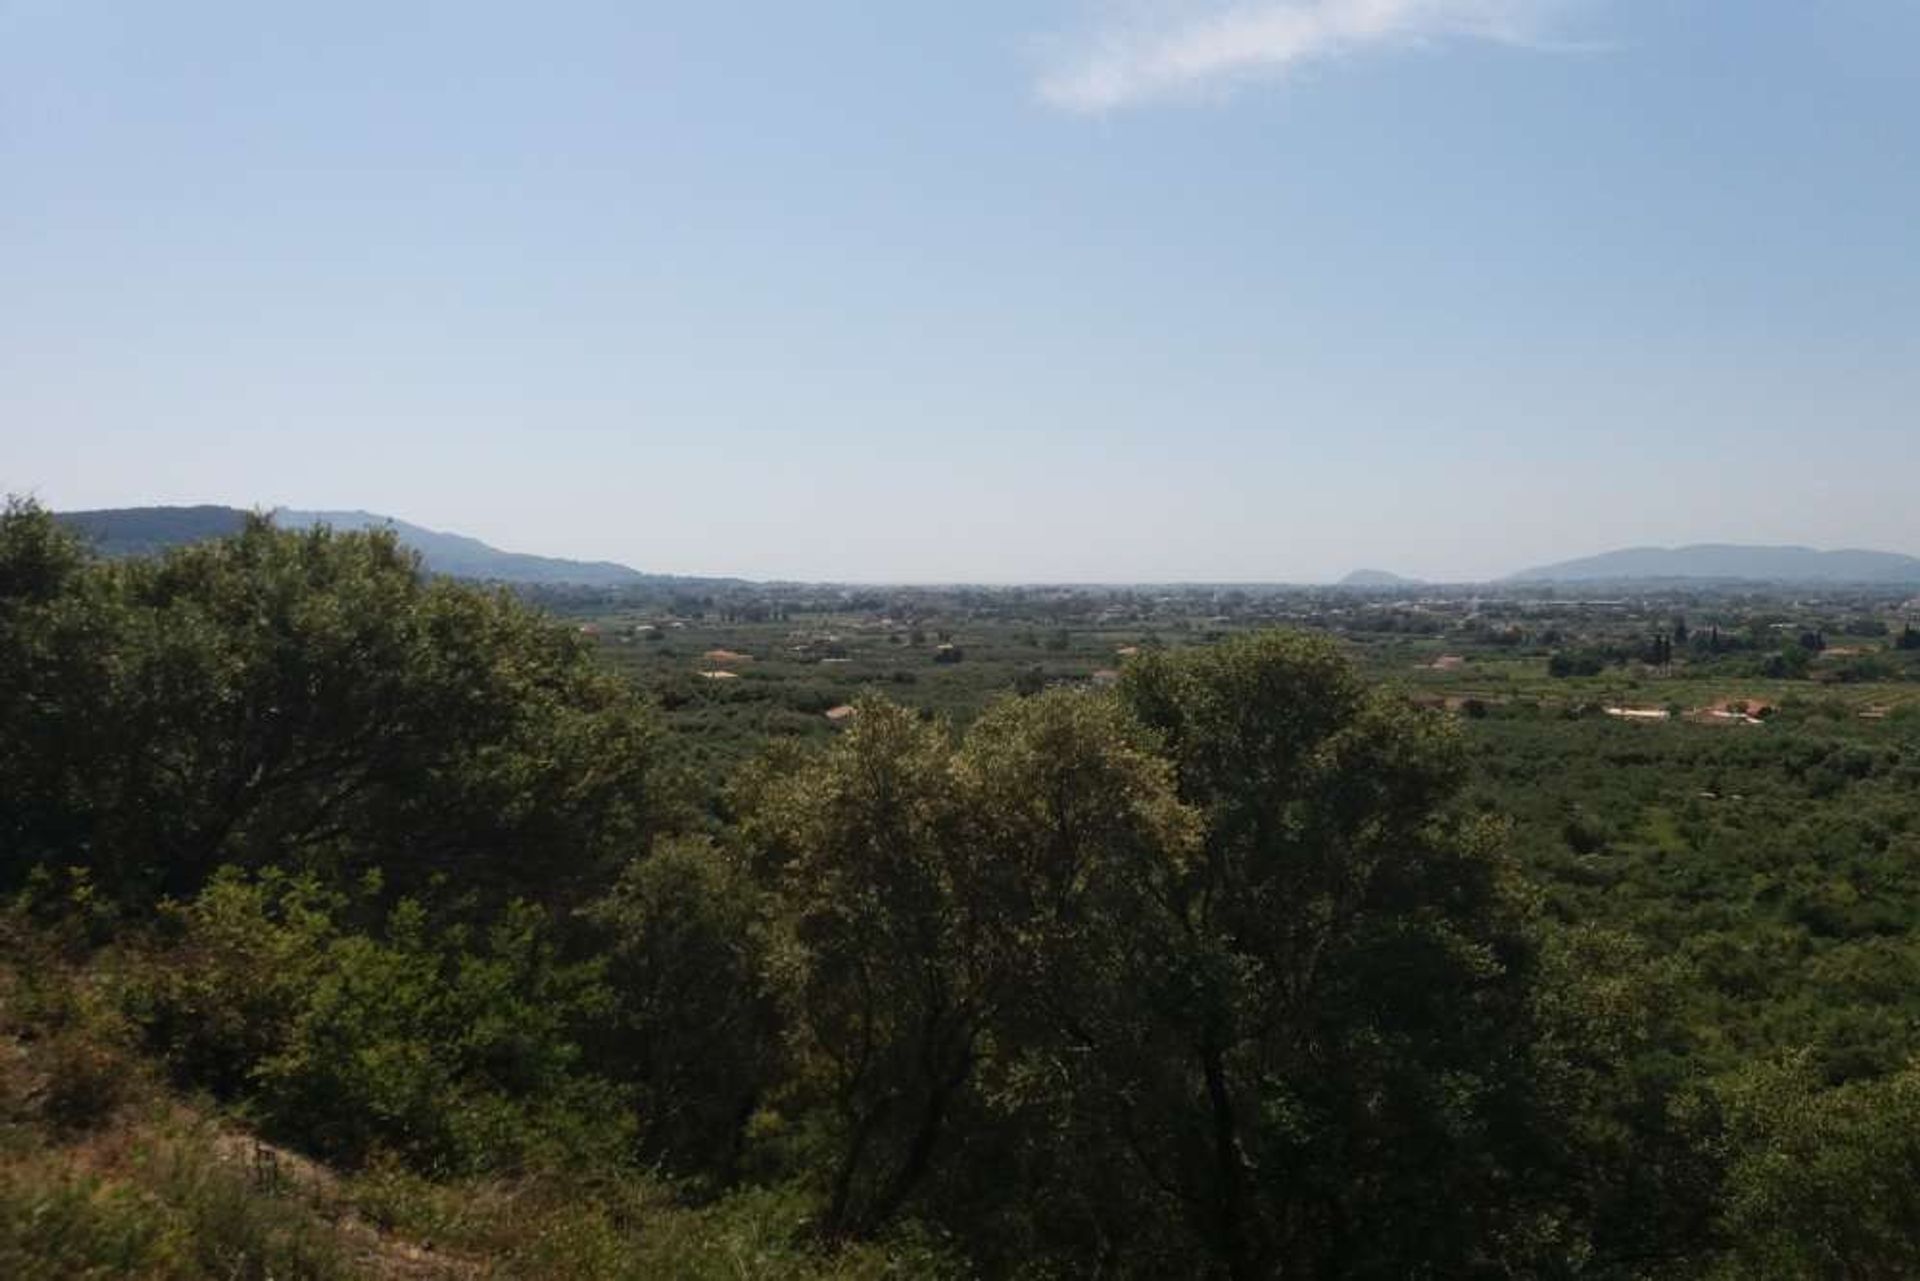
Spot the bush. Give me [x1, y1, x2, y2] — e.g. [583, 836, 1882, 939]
[1548, 650, 1607, 678]
[0, 922, 145, 1135]
[584, 838, 776, 1186]
[131, 869, 624, 1175]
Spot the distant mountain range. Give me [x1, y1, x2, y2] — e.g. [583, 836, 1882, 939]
[54, 509, 1920, 589]
[57, 506, 660, 587]
[1506, 544, 1920, 585]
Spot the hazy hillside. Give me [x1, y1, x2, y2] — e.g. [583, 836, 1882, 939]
[1338, 568, 1421, 588]
[58, 505, 656, 586]
[274, 509, 652, 586]
[57, 505, 249, 556]
[1507, 544, 1920, 585]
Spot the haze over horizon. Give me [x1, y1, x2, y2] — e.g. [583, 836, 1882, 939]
[8, 2, 1918, 582]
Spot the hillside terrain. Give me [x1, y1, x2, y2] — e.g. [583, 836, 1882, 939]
[57, 506, 668, 587]
[56, 505, 249, 555]
[274, 510, 657, 586]
[1509, 543, 1920, 585]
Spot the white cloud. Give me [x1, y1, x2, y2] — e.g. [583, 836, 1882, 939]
[1038, 0, 1576, 112]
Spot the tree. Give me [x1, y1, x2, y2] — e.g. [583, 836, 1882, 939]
[1715, 1056, 1920, 1278]
[938, 690, 1201, 1269]
[1113, 632, 1553, 1277]
[744, 692, 1198, 1242]
[0, 504, 663, 907]
[1765, 645, 1812, 680]
[584, 837, 778, 1186]
[747, 699, 976, 1237]
[0, 500, 120, 880]
[1550, 650, 1605, 678]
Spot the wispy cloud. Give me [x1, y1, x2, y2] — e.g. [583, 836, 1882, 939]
[1039, 1, 1580, 112]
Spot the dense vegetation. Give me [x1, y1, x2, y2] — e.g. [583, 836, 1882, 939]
[3, 499, 1917, 1277]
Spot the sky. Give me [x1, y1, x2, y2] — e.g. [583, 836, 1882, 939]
[4, 1, 1917, 583]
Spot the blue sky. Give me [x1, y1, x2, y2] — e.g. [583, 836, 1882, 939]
[5, 1, 1916, 581]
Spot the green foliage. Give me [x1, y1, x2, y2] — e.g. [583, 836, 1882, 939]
[1715, 1056, 1920, 1279]
[132, 869, 623, 1175]
[1115, 632, 1559, 1276]
[746, 691, 1199, 1249]
[348, 1164, 963, 1280]
[0, 503, 123, 881]
[0, 501, 662, 907]
[0, 1139, 351, 1281]
[749, 698, 980, 1235]
[1548, 649, 1608, 678]
[735, 641, 1595, 1276]
[1473, 709, 1920, 1084]
[584, 836, 777, 1185]
[0, 918, 148, 1137]
[1528, 926, 1725, 1273]
[125, 869, 341, 1099]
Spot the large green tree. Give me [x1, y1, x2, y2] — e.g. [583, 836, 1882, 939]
[745, 692, 1198, 1240]
[0, 502, 661, 906]
[1113, 632, 1552, 1277]
[742, 640, 1599, 1275]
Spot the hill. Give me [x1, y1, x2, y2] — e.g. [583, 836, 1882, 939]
[274, 509, 652, 586]
[1338, 568, 1421, 588]
[56, 505, 250, 556]
[57, 505, 658, 586]
[1507, 544, 1920, 585]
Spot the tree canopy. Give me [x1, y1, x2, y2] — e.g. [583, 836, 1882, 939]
[0, 501, 662, 908]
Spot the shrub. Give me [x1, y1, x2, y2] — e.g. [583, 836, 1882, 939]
[131, 869, 625, 1175]
[583, 838, 777, 1186]
[0, 923, 145, 1135]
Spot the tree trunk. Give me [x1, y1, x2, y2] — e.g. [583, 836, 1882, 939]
[1201, 1038, 1255, 1281]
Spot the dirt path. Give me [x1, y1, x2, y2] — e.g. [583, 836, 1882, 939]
[205, 1131, 487, 1280]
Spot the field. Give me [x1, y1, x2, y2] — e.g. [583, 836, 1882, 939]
[562, 582, 1920, 752]
[561, 582, 1920, 1087]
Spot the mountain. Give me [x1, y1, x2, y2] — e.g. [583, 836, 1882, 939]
[57, 505, 249, 556]
[57, 506, 656, 586]
[274, 510, 650, 586]
[1338, 569, 1421, 588]
[1506, 544, 1920, 585]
